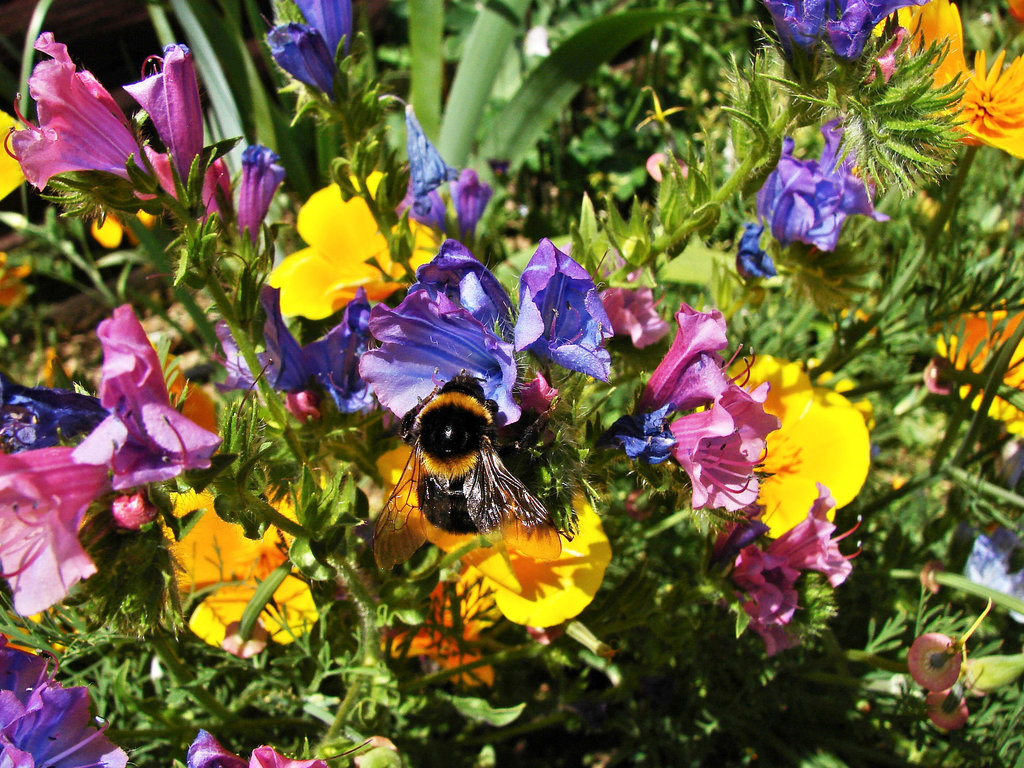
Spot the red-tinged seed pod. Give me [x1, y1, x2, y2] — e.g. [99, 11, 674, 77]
[925, 688, 969, 730]
[907, 632, 961, 691]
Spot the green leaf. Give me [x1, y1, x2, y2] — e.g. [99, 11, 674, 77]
[238, 562, 292, 641]
[409, 0, 444, 139]
[478, 8, 700, 167]
[439, 692, 527, 726]
[438, 0, 533, 166]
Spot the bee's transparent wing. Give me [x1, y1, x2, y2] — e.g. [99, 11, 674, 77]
[467, 442, 562, 561]
[373, 448, 428, 569]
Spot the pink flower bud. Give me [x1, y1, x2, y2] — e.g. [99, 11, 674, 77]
[285, 390, 322, 422]
[111, 491, 157, 530]
[925, 688, 968, 730]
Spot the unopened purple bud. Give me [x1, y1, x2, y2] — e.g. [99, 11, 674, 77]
[238, 145, 285, 242]
[451, 168, 493, 239]
[267, 23, 335, 95]
[124, 44, 203, 181]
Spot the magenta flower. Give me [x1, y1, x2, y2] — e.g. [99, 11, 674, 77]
[601, 286, 670, 349]
[238, 145, 286, 242]
[731, 484, 855, 655]
[520, 372, 559, 414]
[0, 638, 128, 767]
[768, 483, 853, 587]
[0, 446, 109, 615]
[732, 545, 801, 655]
[514, 239, 613, 381]
[637, 304, 730, 413]
[72, 305, 221, 489]
[669, 382, 778, 511]
[10, 33, 144, 189]
[124, 44, 203, 181]
[187, 729, 328, 768]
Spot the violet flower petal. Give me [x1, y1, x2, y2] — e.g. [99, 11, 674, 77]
[0, 373, 108, 453]
[295, 0, 352, 57]
[514, 239, 612, 381]
[238, 145, 285, 241]
[267, 24, 335, 95]
[406, 106, 457, 216]
[359, 290, 520, 425]
[187, 730, 248, 768]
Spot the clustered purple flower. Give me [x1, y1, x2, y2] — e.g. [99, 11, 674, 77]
[730, 484, 855, 654]
[219, 286, 374, 416]
[0, 372, 107, 453]
[761, 0, 928, 60]
[359, 237, 611, 425]
[757, 119, 888, 252]
[0, 636, 128, 767]
[600, 305, 780, 512]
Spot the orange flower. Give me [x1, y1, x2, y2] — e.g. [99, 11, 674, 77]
[937, 311, 1024, 434]
[900, 0, 1024, 157]
[392, 568, 498, 686]
[0, 253, 30, 308]
[1010, 0, 1024, 24]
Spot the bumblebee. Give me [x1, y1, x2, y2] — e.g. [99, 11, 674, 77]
[373, 374, 564, 569]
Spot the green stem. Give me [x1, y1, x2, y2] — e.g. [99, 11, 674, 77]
[891, 569, 1024, 616]
[399, 643, 543, 690]
[317, 553, 383, 748]
[844, 649, 908, 674]
[150, 631, 235, 722]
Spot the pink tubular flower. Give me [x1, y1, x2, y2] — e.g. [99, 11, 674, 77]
[768, 484, 853, 587]
[0, 446, 110, 615]
[72, 306, 221, 489]
[638, 304, 730, 413]
[186, 730, 329, 768]
[670, 382, 779, 511]
[731, 484, 855, 655]
[601, 286, 671, 349]
[10, 33, 144, 189]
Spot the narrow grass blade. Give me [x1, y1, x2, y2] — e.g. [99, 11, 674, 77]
[409, 0, 444, 139]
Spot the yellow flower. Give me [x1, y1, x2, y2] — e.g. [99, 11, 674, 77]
[745, 355, 872, 536]
[268, 172, 438, 320]
[0, 252, 30, 309]
[937, 311, 1024, 434]
[169, 491, 318, 655]
[0, 111, 25, 201]
[393, 568, 498, 686]
[89, 211, 157, 249]
[899, 0, 1024, 157]
[375, 450, 612, 628]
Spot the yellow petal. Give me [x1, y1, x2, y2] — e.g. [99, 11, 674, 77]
[759, 388, 871, 535]
[90, 216, 124, 249]
[259, 574, 320, 643]
[296, 184, 389, 262]
[742, 354, 814, 426]
[467, 499, 611, 628]
[0, 111, 24, 201]
[269, 245, 402, 319]
[900, 0, 968, 86]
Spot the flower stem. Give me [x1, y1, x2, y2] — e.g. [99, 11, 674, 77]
[317, 552, 384, 749]
[149, 630, 235, 722]
[890, 569, 1024, 616]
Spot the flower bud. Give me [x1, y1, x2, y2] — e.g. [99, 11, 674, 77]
[111, 491, 157, 530]
[285, 390, 322, 422]
[963, 653, 1024, 693]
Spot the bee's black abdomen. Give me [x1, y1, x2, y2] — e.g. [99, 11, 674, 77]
[419, 473, 478, 533]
